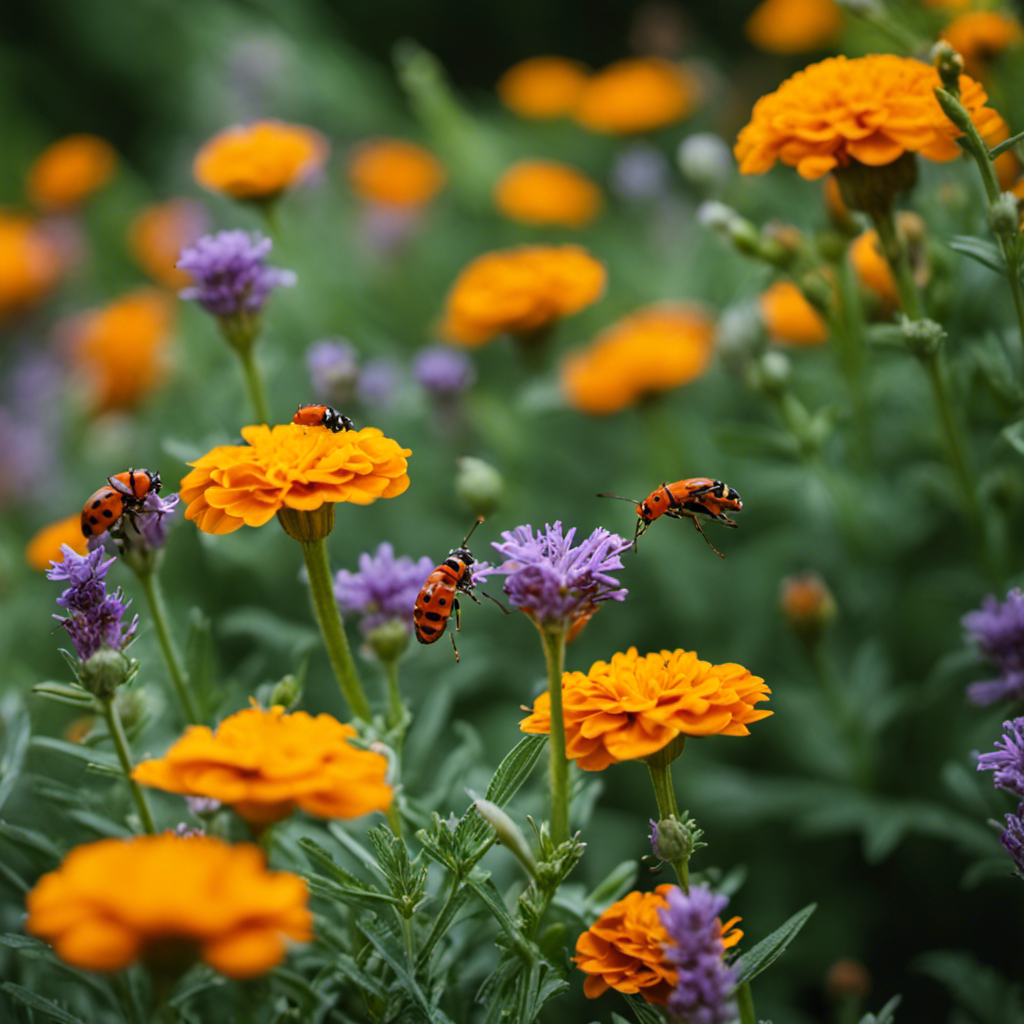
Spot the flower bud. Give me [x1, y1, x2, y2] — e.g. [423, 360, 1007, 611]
[276, 503, 335, 542]
[834, 152, 918, 217]
[649, 816, 692, 862]
[780, 573, 837, 643]
[642, 733, 687, 768]
[931, 41, 964, 96]
[900, 315, 945, 359]
[365, 618, 411, 663]
[716, 303, 766, 375]
[456, 457, 504, 518]
[677, 132, 733, 192]
[757, 350, 792, 393]
[269, 673, 302, 709]
[825, 958, 871, 1000]
[991, 192, 1021, 239]
[78, 648, 131, 699]
[473, 796, 537, 877]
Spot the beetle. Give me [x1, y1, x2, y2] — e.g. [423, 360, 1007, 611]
[80, 468, 162, 539]
[293, 404, 355, 433]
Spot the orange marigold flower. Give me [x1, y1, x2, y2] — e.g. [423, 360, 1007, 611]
[128, 199, 207, 290]
[735, 54, 1005, 180]
[494, 160, 602, 228]
[26, 515, 89, 571]
[849, 212, 926, 309]
[941, 12, 1022, 79]
[66, 289, 175, 413]
[347, 138, 446, 207]
[520, 647, 771, 771]
[0, 212, 63, 321]
[575, 58, 698, 134]
[759, 280, 828, 346]
[194, 121, 328, 201]
[133, 704, 392, 827]
[442, 244, 605, 347]
[560, 302, 714, 415]
[745, 0, 843, 54]
[26, 834, 312, 977]
[180, 422, 410, 535]
[497, 56, 589, 119]
[27, 134, 117, 211]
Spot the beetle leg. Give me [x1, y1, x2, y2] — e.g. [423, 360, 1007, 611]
[691, 517, 726, 558]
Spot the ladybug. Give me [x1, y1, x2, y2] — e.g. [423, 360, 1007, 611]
[293, 404, 354, 433]
[80, 468, 162, 539]
[598, 478, 742, 558]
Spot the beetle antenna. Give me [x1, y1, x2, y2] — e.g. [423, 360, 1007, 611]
[597, 492, 640, 504]
[460, 516, 485, 548]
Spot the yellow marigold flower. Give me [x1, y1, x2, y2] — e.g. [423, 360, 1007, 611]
[134, 704, 392, 827]
[347, 137, 446, 207]
[194, 121, 328, 201]
[180, 423, 410, 536]
[759, 280, 828, 346]
[26, 834, 311, 977]
[0, 212, 63, 321]
[560, 302, 714, 415]
[442, 244, 605, 347]
[27, 134, 117, 211]
[67, 289, 175, 413]
[745, 0, 843, 54]
[520, 647, 771, 771]
[25, 515, 89, 571]
[575, 58, 697, 134]
[497, 56, 589, 119]
[735, 54, 1005, 180]
[128, 199, 207, 290]
[574, 886, 743, 1002]
[494, 160, 602, 228]
[941, 12, 1022, 79]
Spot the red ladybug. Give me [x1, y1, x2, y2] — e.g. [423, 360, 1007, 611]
[80, 468, 162, 539]
[293, 404, 354, 433]
[599, 478, 742, 557]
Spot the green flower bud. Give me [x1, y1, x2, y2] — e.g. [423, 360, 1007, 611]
[269, 674, 302, 709]
[365, 618, 411, 663]
[716, 303, 766, 375]
[643, 734, 687, 768]
[277, 503, 335, 542]
[649, 816, 693, 862]
[758, 350, 792, 393]
[931, 41, 964, 97]
[900, 316, 945, 359]
[456, 457, 504, 518]
[78, 648, 132, 699]
[473, 796, 537, 878]
[991, 192, 1021, 239]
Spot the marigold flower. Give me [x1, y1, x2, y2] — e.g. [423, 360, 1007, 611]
[561, 302, 714, 415]
[735, 54, 1005, 180]
[134, 704, 392, 827]
[194, 120, 327, 201]
[497, 56, 589, 119]
[180, 422, 410, 535]
[442, 244, 605, 347]
[27, 134, 117, 211]
[574, 58, 697, 135]
[759, 280, 828, 346]
[66, 290, 174, 413]
[26, 834, 311, 977]
[521, 647, 771, 770]
[347, 138, 446, 207]
[941, 12, 1022, 80]
[964, 589, 1024, 705]
[493, 160, 602, 228]
[128, 199, 207, 290]
[26, 515, 89, 571]
[0, 212, 63, 321]
[744, 0, 843, 54]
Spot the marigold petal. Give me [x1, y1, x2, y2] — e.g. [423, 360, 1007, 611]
[203, 928, 289, 978]
[53, 919, 142, 972]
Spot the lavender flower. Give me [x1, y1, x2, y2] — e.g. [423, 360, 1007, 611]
[659, 884, 738, 1024]
[357, 358, 400, 407]
[334, 542, 434, 636]
[978, 718, 1024, 797]
[609, 143, 670, 203]
[1000, 810, 1024, 875]
[964, 590, 1024, 705]
[307, 338, 359, 405]
[178, 231, 295, 317]
[89, 492, 181, 564]
[413, 346, 476, 399]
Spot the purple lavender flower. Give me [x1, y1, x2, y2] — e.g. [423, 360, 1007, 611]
[357, 358, 400, 407]
[659, 884, 738, 1024]
[307, 338, 359, 404]
[0, 408, 50, 507]
[334, 542, 435, 636]
[978, 719, 1024, 797]
[178, 231, 295, 317]
[1000, 809, 1024, 875]
[487, 522, 628, 627]
[964, 590, 1024, 705]
[89, 492, 181, 561]
[413, 346, 476, 399]
[609, 143, 670, 203]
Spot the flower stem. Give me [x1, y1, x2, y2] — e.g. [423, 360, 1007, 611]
[646, 761, 689, 891]
[869, 207, 923, 320]
[539, 623, 570, 846]
[235, 345, 270, 425]
[736, 981, 757, 1024]
[100, 696, 156, 834]
[300, 538, 372, 721]
[135, 568, 200, 724]
[384, 659, 404, 743]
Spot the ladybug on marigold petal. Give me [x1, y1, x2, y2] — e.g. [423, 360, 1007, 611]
[293, 404, 354, 433]
[598, 478, 742, 557]
[80, 468, 162, 539]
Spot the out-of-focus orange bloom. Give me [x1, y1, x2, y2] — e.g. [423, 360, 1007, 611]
[560, 302, 714, 415]
[194, 121, 327, 201]
[26, 515, 89, 571]
[759, 280, 828, 346]
[745, 0, 843, 53]
[941, 12, 1022, 79]
[67, 290, 174, 413]
[493, 160, 602, 228]
[27, 135, 117, 211]
[128, 199, 207, 290]
[574, 58, 697, 134]
[994, 148, 1021, 191]
[26, 834, 311, 977]
[442, 245, 605, 346]
[780, 572, 837, 636]
[0, 213, 63, 321]
[346, 138, 446, 207]
[497, 56, 589, 119]
[849, 212, 926, 309]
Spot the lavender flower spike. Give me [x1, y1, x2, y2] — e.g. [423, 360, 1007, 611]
[307, 338, 359, 404]
[413, 345, 476, 399]
[978, 718, 1024, 798]
[1000, 810, 1024, 876]
[964, 590, 1024, 705]
[178, 230, 295, 317]
[334, 542, 434, 637]
[89, 492, 181, 566]
[659, 883, 738, 1024]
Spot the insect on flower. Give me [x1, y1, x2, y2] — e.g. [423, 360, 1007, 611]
[598, 478, 742, 558]
[80, 468, 162, 539]
[292, 403, 355, 433]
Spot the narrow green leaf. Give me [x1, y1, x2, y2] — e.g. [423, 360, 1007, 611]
[417, 884, 471, 970]
[31, 736, 119, 769]
[464, 874, 531, 958]
[327, 822, 388, 878]
[860, 995, 902, 1024]
[0, 859, 28, 892]
[0, 821, 63, 861]
[31, 683, 99, 709]
[0, 982, 87, 1024]
[949, 236, 1007, 274]
[0, 933, 49, 950]
[620, 993, 665, 1024]
[733, 903, 817, 988]
[990, 131, 1024, 159]
[0, 701, 31, 813]
[1004, 420, 1024, 458]
[306, 877, 405, 909]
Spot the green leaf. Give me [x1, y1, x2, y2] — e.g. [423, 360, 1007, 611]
[990, 131, 1024, 159]
[1004, 419, 1024, 458]
[219, 607, 319, 655]
[464, 874, 532, 958]
[732, 903, 817, 988]
[0, 982, 87, 1024]
[0, 933, 49, 950]
[0, 821, 63, 861]
[619, 994, 665, 1024]
[915, 951, 1024, 1024]
[31, 682, 99, 709]
[859, 995, 902, 1024]
[0, 701, 30, 813]
[949, 236, 1007, 275]
[30, 736, 119, 770]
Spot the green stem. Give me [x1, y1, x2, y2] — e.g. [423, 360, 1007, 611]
[235, 345, 270, 425]
[100, 696, 157, 834]
[136, 568, 200, 724]
[299, 538, 372, 721]
[870, 207, 923, 321]
[539, 623, 570, 846]
[736, 981, 757, 1024]
[830, 254, 872, 463]
[384, 659, 404, 746]
[646, 760, 689, 891]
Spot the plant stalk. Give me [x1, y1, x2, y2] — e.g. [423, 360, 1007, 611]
[235, 345, 270, 425]
[647, 761, 689, 891]
[539, 623, 570, 846]
[100, 696, 157, 834]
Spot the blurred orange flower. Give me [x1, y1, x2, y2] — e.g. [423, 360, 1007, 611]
[745, 0, 843, 54]
[575, 58, 697, 134]
[941, 12, 1022, 79]
[849, 212, 926, 309]
[0, 213, 63, 321]
[128, 199, 207, 290]
[26, 515, 89, 571]
[194, 121, 327, 201]
[26, 834, 311, 977]
[735, 54, 1005, 180]
[133, 704, 392, 827]
[346, 138, 446, 207]
[180, 422, 410, 535]
[442, 244, 605, 346]
[759, 280, 828, 346]
[520, 647, 771, 771]
[67, 289, 175, 413]
[497, 56, 589, 119]
[493, 160, 602, 228]
[27, 134, 117, 211]
[560, 302, 714, 415]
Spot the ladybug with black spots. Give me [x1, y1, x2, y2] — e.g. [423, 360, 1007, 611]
[80, 468, 162, 539]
